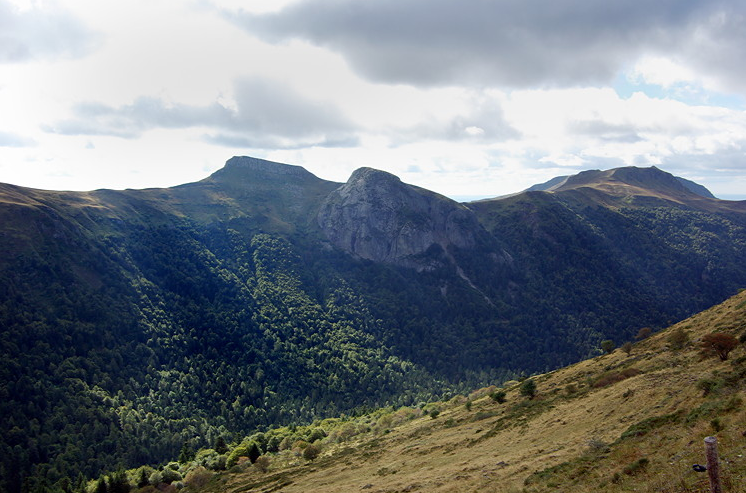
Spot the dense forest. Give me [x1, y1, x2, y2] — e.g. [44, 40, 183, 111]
[1, 158, 745, 492]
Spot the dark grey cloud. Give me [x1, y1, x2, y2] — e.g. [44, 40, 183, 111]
[0, 130, 36, 147]
[229, 0, 745, 90]
[44, 78, 359, 148]
[0, 0, 99, 62]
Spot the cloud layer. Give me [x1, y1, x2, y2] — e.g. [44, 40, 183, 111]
[233, 0, 745, 91]
[0, 0, 744, 198]
[45, 78, 359, 149]
[0, 0, 98, 63]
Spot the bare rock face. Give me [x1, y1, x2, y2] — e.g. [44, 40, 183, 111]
[317, 167, 483, 269]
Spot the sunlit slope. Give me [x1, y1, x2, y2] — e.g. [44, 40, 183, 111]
[203, 290, 746, 493]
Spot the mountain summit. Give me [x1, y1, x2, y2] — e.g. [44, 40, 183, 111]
[1, 156, 745, 491]
[317, 167, 491, 269]
[521, 165, 741, 212]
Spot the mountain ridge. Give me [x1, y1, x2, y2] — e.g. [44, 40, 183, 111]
[1, 156, 746, 491]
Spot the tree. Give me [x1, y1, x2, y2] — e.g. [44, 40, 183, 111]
[178, 442, 195, 464]
[621, 342, 633, 356]
[635, 327, 652, 340]
[247, 442, 261, 464]
[600, 340, 615, 354]
[136, 468, 149, 489]
[700, 333, 739, 361]
[520, 379, 536, 400]
[108, 469, 129, 493]
[214, 436, 228, 455]
[95, 477, 107, 493]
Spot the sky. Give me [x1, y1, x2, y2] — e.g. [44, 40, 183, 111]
[1, 0, 745, 200]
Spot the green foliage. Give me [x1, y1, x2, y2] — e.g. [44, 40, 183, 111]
[697, 377, 723, 397]
[247, 443, 261, 464]
[107, 469, 129, 493]
[157, 468, 181, 485]
[667, 328, 690, 350]
[490, 390, 507, 403]
[622, 457, 649, 476]
[686, 396, 742, 424]
[178, 442, 194, 464]
[213, 437, 228, 455]
[520, 379, 537, 400]
[618, 411, 682, 440]
[2, 165, 746, 492]
[600, 340, 615, 354]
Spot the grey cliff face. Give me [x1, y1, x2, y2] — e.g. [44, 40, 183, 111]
[317, 167, 481, 268]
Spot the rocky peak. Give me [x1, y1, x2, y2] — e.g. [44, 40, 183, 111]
[317, 167, 484, 269]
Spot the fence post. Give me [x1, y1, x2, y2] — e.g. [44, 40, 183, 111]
[704, 436, 722, 493]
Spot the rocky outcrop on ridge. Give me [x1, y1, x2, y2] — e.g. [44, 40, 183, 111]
[317, 167, 486, 269]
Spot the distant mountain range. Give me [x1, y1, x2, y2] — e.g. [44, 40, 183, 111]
[525, 166, 717, 199]
[1, 157, 745, 491]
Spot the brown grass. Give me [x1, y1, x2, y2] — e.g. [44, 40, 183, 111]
[195, 290, 746, 493]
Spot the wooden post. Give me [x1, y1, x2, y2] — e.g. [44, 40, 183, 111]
[704, 436, 722, 493]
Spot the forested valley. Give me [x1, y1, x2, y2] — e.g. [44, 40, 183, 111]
[1, 158, 746, 492]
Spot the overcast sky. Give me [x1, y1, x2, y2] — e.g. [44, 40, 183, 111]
[1, 0, 745, 200]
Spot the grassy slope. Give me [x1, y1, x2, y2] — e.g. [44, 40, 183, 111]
[194, 289, 746, 493]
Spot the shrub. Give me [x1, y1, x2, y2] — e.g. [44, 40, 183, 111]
[490, 390, 507, 403]
[619, 411, 682, 440]
[623, 457, 649, 475]
[667, 328, 689, 350]
[303, 444, 321, 461]
[226, 440, 261, 468]
[635, 327, 652, 340]
[592, 368, 641, 388]
[183, 466, 213, 490]
[253, 455, 271, 473]
[520, 379, 537, 400]
[150, 468, 181, 485]
[621, 342, 633, 355]
[465, 400, 472, 411]
[710, 418, 724, 432]
[307, 427, 327, 443]
[429, 409, 440, 419]
[701, 333, 739, 361]
[696, 377, 722, 397]
[600, 340, 615, 354]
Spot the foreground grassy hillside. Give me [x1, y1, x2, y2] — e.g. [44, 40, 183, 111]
[162, 289, 746, 493]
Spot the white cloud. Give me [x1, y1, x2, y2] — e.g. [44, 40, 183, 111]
[631, 56, 697, 88]
[0, 0, 98, 62]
